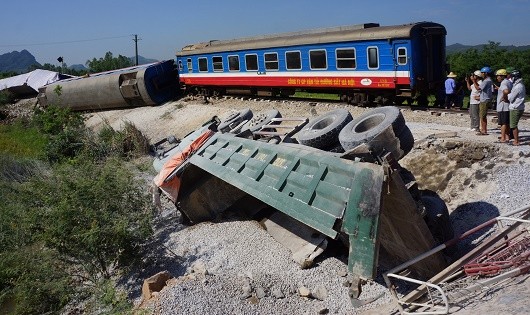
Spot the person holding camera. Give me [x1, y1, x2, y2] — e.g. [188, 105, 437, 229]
[495, 69, 512, 143]
[473, 66, 493, 135]
[466, 70, 482, 131]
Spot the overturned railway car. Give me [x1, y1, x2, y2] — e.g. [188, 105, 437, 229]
[38, 60, 178, 111]
[176, 22, 446, 105]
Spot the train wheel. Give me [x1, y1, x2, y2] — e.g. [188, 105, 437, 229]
[212, 89, 224, 98]
[296, 109, 353, 150]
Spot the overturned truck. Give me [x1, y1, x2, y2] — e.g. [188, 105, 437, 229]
[152, 106, 452, 304]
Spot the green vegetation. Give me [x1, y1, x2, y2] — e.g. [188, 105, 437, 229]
[294, 91, 341, 101]
[447, 41, 530, 88]
[0, 90, 12, 104]
[86, 51, 133, 73]
[0, 102, 154, 314]
[28, 63, 88, 76]
[0, 123, 48, 158]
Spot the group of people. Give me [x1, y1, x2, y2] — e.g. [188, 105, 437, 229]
[454, 67, 526, 146]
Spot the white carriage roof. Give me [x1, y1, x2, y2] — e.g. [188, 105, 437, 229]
[176, 22, 446, 56]
[0, 69, 63, 95]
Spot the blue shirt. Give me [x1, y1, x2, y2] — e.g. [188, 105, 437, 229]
[479, 77, 493, 101]
[445, 78, 455, 94]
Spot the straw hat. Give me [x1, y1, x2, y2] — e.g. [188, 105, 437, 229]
[447, 72, 457, 78]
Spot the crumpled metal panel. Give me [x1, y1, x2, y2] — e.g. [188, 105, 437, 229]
[183, 133, 384, 278]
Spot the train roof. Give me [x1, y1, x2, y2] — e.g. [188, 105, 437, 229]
[176, 22, 446, 56]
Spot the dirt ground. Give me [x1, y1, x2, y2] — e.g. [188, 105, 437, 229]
[83, 97, 530, 315]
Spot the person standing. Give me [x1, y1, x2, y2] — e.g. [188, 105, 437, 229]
[507, 69, 526, 146]
[495, 69, 512, 142]
[444, 72, 457, 109]
[474, 66, 493, 135]
[466, 70, 482, 131]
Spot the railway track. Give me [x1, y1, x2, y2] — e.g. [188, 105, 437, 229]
[214, 94, 530, 120]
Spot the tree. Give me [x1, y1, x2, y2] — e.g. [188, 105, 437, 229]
[86, 51, 132, 73]
[447, 41, 530, 87]
[27, 63, 87, 76]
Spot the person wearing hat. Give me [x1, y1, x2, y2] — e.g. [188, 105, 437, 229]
[507, 69, 526, 146]
[444, 72, 458, 109]
[466, 70, 483, 131]
[473, 66, 493, 135]
[495, 69, 512, 143]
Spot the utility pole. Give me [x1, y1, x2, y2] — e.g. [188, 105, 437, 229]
[132, 34, 141, 66]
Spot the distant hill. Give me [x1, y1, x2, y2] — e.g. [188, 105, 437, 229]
[69, 64, 88, 71]
[0, 50, 41, 73]
[447, 43, 530, 54]
[129, 56, 159, 65]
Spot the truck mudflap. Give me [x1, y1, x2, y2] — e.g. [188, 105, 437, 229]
[176, 133, 385, 279]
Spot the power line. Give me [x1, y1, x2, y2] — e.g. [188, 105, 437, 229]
[0, 35, 133, 48]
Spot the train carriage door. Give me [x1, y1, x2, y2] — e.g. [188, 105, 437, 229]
[420, 26, 446, 84]
[392, 42, 409, 83]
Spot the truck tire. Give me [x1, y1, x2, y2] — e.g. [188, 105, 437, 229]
[420, 190, 454, 245]
[339, 106, 410, 159]
[296, 109, 353, 149]
[218, 108, 253, 132]
[397, 126, 415, 157]
[240, 109, 282, 133]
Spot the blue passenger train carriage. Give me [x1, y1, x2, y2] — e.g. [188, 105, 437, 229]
[175, 22, 446, 106]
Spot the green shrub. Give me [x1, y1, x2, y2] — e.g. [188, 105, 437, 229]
[31, 105, 87, 162]
[0, 100, 155, 313]
[84, 121, 150, 161]
[0, 123, 48, 158]
[0, 89, 14, 107]
[31, 158, 153, 279]
[0, 247, 72, 315]
[94, 279, 134, 314]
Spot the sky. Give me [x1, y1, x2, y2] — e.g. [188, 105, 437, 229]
[1, 0, 529, 67]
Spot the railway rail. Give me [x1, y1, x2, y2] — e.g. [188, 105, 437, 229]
[203, 94, 530, 119]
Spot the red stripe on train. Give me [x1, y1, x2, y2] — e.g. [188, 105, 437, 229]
[180, 76, 410, 88]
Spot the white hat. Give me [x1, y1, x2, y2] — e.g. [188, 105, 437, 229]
[447, 72, 457, 78]
[473, 70, 483, 78]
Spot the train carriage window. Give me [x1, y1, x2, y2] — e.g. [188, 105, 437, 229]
[264, 52, 279, 71]
[397, 47, 407, 65]
[198, 57, 208, 72]
[286, 51, 301, 70]
[178, 60, 183, 71]
[187, 58, 193, 73]
[367, 47, 379, 69]
[213, 56, 223, 72]
[336, 48, 356, 69]
[228, 55, 240, 71]
[245, 54, 258, 71]
[309, 49, 327, 70]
